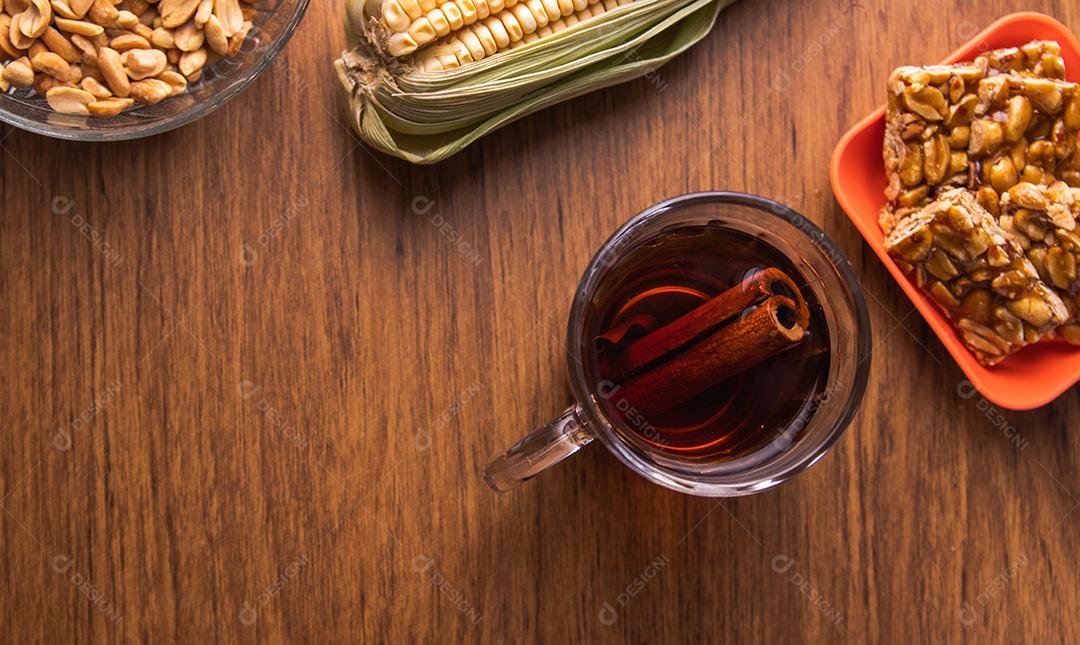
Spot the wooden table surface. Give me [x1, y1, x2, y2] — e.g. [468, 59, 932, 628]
[3, 0, 1080, 642]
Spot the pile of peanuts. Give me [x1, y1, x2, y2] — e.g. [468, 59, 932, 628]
[0, 0, 257, 116]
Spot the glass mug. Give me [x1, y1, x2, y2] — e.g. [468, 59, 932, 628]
[483, 192, 872, 496]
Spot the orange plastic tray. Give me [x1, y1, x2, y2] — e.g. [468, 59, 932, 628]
[831, 12, 1080, 410]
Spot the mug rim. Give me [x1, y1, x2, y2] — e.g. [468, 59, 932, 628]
[565, 191, 872, 496]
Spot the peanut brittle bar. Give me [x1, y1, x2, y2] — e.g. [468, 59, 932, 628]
[885, 188, 1068, 365]
[881, 41, 1080, 233]
[999, 181, 1080, 343]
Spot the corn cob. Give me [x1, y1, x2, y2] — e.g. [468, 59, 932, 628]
[413, 0, 629, 71]
[384, 0, 614, 58]
[336, 0, 740, 163]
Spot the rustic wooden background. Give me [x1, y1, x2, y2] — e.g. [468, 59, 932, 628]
[2, 0, 1079, 642]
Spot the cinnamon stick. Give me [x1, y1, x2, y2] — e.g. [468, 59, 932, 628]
[593, 313, 657, 352]
[604, 267, 808, 377]
[610, 295, 806, 420]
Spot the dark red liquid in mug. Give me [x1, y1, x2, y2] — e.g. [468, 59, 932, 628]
[581, 225, 832, 463]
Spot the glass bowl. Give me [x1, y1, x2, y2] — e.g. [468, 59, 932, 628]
[0, 0, 308, 141]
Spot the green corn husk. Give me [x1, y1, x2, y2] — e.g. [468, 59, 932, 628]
[335, 0, 738, 163]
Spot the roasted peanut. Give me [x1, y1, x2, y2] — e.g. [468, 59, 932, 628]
[2, 56, 35, 86]
[127, 76, 169, 102]
[0, 17, 21, 58]
[1027, 140, 1056, 170]
[892, 226, 933, 262]
[946, 204, 975, 233]
[1022, 165, 1046, 185]
[109, 32, 149, 50]
[948, 125, 970, 150]
[1006, 296, 1054, 327]
[53, 16, 103, 35]
[30, 50, 79, 81]
[945, 93, 977, 128]
[991, 269, 1033, 298]
[1064, 96, 1080, 132]
[898, 185, 929, 208]
[1028, 246, 1049, 280]
[148, 25, 173, 48]
[114, 8, 138, 28]
[959, 289, 993, 323]
[20, 0, 54, 39]
[1013, 208, 1049, 240]
[172, 17, 202, 50]
[8, 13, 37, 49]
[976, 185, 1001, 216]
[96, 45, 128, 96]
[1004, 95, 1033, 143]
[120, 46, 164, 78]
[1009, 183, 1051, 210]
[204, 13, 226, 55]
[986, 244, 1011, 267]
[1046, 247, 1077, 290]
[990, 156, 1019, 193]
[68, 31, 94, 57]
[131, 21, 152, 39]
[926, 248, 960, 280]
[86, 0, 115, 23]
[213, 0, 242, 35]
[948, 75, 965, 103]
[978, 76, 1009, 106]
[1047, 204, 1077, 231]
[49, 0, 78, 18]
[157, 68, 186, 95]
[1040, 53, 1066, 79]
[924, 134, 950, 185]
[969, 119, 1004, 156]
[225, 19, 250, 55]
[929, 281, 960, 308]
[44, 84, 94, 113]
[86, 95, 133, 115]
[1053, 120, 1077, 160]
[79, 74, 110, 97]
[194, 0, 211, 25]
[177, 46, 205, 78]
[899, 142, 924, 187]
[948, 151, 969, 177]
[158, 0, 199, 28]
[903, 85, 947, 121]
[27, 39, 48, 59]
[1027, 78, 1063, 114]
[39, 25, 80, 61]
[933, 228, 975, 261]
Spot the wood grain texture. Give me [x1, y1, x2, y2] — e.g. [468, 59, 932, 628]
[2, 0, 1080, 642]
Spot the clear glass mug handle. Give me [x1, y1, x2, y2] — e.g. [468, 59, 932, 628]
[483, 404, 594, 492]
